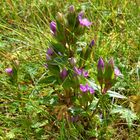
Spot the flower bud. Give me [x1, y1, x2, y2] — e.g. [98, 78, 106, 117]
[47, 48, 54, 56]
[97, 58, 104, 70]
[60, 68, 68, 80]
[5, 68, 13, 75]
[69, 5, 75, 13]
[69, 57, 76, 66]
[56, 12, 64, 22]
[89, 40, 95, 48]
[50, 21, 56, 35]
[97, 58, 104, 87]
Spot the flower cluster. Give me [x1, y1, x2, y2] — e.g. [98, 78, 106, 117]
[97, 57, 122, 94]
[45, 5, 94, 91]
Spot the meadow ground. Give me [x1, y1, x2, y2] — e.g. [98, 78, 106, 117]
[0, 0, 140, 139]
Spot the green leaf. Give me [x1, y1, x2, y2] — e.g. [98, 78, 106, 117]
[111, 105, 137, 127]
[39, 76, 57, 84]
[107, 90, 127, 99]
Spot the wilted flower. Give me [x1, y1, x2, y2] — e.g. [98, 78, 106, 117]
[60, 68, 68, 80]
[97, 58, 104, 70]
[69, 57, 76, 66]
[5, 68, 13, 75]
[69, 5, 75, 12]
[50, 21, 56, 35]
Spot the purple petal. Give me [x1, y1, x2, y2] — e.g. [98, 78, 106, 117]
[60, 68, 68, 80]
[83, 70, 88, 77]
[69, 5, 75, 12]
[114, 67, 122, 77]
[5, 68, 13, 75]
[78, 11, 84, 19]
[80, 84, 87, 92]
[74, 67, 83, 75]
[97, 57, 104, 70]
[89, 40, 95, 47]
[50, 21, 56, 35]
[88, 87, 95, 94]
[79, 18, 92, 27]
[47, 48, 54, 56]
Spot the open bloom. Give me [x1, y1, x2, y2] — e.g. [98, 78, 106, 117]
[80, 83, 95, 94]
[50, 21, 56, 35]
[74, 67, 88, 77]
[5, 68, 13, 75]
[114, 67, 123, 77]
[78, 11, 92, 27]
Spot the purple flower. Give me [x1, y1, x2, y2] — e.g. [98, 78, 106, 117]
[5, 68, 13, 75]
[97, 58, 104, 70]
[79, 18, 92, 27]
[69, 5, 75, 12]
[78, 11, 84, 19]
[88, 87, 95, 94]
[47, 48, 54, 56]
[78, 11, 92, 27]
[80, 84, 88, 92]
[60, 68, 68, 80]
[114, 67, 122, 77]
[108, 58, 114, 68]
[89, 40, 95, 47]
[74, 67, 89, 77]
[50, 21, 56, 35]
[74, 67, 83, 75]
[83, 70, 88, 77]
[80, 83, 95, 94]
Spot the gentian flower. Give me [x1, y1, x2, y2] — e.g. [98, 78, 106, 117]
[79, 18, 92, 27]
[88, 87, 95, 94]
[89, 40, 95, 48]
[69, 5, 75, 12]
[78, 11, 92, 27]
[60, 68, 68, 80]
[114, 67, 122, 77]
[78, 11, 84, 19]
[80, 84, 88, 92]
[50, 21, 56, 35]
[74, 67, 83, 75]
[97, 58, 104, 70]
[83, 70, 88, 77]
[80, 83, 95, 94]
[5, 68, 13, 75]
[47, 48, 54, 56]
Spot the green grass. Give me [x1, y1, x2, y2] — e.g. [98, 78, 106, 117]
[0, 0, 140, 139]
